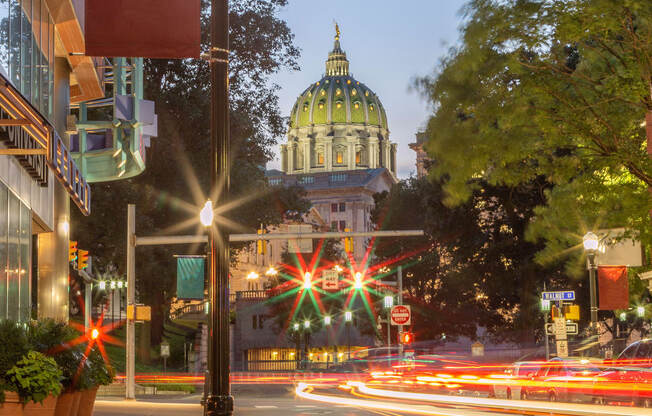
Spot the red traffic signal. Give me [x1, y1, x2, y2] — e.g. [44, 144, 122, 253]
[399, 332, 414, 345]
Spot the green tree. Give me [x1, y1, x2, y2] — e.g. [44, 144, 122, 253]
[71, 0, 303, 353]
[415, 0, 652, 264]
[372, 177, 568, 344]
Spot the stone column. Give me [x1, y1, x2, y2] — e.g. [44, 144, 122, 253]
[287, 143, 294, 173]
[347, 141, 354, 170]
[368, 138, 378, 168]
[303, 140, 311, 173]
[324, 137, 333, 171]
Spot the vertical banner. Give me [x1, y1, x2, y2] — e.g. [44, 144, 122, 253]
[177, 256, 205, 300]
[598, 266, 628, 310]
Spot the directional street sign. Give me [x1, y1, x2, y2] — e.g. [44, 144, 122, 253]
[546, 322, 578, 336]
[322, 270, 339, 291]
[542, 291, 575, 301]
[391, 305, 411, 326]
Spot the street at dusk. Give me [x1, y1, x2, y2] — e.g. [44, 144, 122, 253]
[1, 1, 652, 415]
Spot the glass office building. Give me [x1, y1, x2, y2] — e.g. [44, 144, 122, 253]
[0, 0, 55, 121]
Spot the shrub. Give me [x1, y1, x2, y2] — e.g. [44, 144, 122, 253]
[6, 351, 63, 404]
[78, 347, 114, 390]
[0, 320, 29, 381]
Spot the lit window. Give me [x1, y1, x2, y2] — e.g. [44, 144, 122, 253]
[336, 102, 342, 109]
[369, 104, 375, 111]
[365, 91, 369, 97]
[347, 79, 351, 84]
[308, 91, 312, 97]
[354, 102, 360, 109]
[303, 104, 308, 112]
[321, 90, 326, 96]
[318, 101, 325, 109]
[318, 152, 324, 165]
[336, 151, 343, 164]
[316, 81, 320, 86]
[351, 89, 357, 96]
[356, 151, 361, 164]
[336, 88, 341, 96]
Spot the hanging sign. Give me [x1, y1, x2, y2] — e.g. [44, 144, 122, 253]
[177, 256, 205, 300]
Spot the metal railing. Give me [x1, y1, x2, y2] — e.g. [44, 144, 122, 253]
[170, 301, 208, 320]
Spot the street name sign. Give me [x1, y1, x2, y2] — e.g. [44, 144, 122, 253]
[556, 340, 569, 358]
[542, 291, 575, 301]
[322, 270, 339, 290]
[391, 305, 411, 326]
[546, 322, 578, 336]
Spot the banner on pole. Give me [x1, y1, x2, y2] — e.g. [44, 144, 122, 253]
[598, 266, 629, 310]
[177, 256, 205, 300]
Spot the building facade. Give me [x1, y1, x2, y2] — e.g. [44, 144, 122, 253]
[229, 28, 398, 370]
[408, 131, 430, 179]
[0, 0, 103, 322]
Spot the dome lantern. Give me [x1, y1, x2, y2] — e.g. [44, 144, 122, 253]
[326, 23, 349, 76]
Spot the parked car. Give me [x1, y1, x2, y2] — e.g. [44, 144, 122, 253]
[593, 339, 652, 408]
[492, 361, 541, 400]
[521, 357, 601, 403]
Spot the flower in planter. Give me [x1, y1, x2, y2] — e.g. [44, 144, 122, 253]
[6, 351, 63, 404]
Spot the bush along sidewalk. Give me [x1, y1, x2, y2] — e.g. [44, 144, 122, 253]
[0, 319, 115, 416]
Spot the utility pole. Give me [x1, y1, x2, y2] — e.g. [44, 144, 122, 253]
[126, 204, 135, 400]
[205, 0, 234, 414]
[398, 265, 404, 359]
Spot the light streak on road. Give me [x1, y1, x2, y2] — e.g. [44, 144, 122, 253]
[347, 381, 652, 416]
[295, 382, 496, 416]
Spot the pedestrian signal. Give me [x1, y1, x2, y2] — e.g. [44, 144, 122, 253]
[399, 332, 414, 345]
[344, 228, 353, 253]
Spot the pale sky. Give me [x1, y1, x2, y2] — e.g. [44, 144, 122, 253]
[267, 0, 469, 178]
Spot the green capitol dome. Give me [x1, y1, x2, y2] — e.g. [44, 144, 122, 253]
[281, 25, 396, 176]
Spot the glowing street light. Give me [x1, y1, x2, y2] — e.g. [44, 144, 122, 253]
[265, 267, 278, 277]
[246, 271, 259, 280]
[383, 295, 393, 309]
[110, 281, 117, 290]
[354, 272, 363, 289]
[304, 320, 310, 329]
[344, 311, 352, 323]
[619, 312, 627, 321]
[90, 328, 99, 340]
[583, 231, 600, 346]
[324, 316, 331, 326]
[583, 232, 599, 252]
[98, 281, 106, 290]
[303, 272, 312, 289]
[293, 323, 300, 331]
[117, 281, 124, 289]
[199, 199, 214, 227]
[637, 306, 645, 318]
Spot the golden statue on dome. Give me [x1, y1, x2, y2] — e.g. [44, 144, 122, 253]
[335, 22, 340, 41]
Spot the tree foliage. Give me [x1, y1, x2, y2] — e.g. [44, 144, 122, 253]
[416, 0, 652, 267]
[71, 0, 303, 346]
[372, 177, 568, 343]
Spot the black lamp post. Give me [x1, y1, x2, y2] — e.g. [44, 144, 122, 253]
[203, 0, 233, 414]
[583, 231, 599, 356]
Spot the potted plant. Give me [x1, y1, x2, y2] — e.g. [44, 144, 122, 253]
[26, 320, 84, 416]
[0, 320, 29, 416]
[6, 351, 63, 416]
[77, 347, 114, 416]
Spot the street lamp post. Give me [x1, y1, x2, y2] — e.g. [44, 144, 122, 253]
[384, 295, 393, 353]
[345, 311, 352, 361]
[324, 316, 331, 368]
[204, 0, 233, 414]
[583, 232, 599, 354]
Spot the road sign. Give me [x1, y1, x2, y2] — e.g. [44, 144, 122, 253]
[556, 340, 569, 358]
[322, 270, 339, 290]
[391, 305, 411, 326]
[546, 322, 578, 336]
[160, 341, 170, 358]
[542, 291, 575, 301]
[553, 317, 567, 340]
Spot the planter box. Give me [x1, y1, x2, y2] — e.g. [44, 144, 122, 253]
[23, 394, 57, 416]
[76, 387, 98, 416]
[0, 391, 23, 416]
[54, 391, 81, 416]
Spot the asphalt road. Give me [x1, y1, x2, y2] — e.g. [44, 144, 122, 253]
[93, 393, 386, 415]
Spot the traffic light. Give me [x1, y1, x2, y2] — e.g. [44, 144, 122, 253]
[399, 332, 414, 345]
[343, 228, 353, 253]
[564, 304, 580, 320]
[78, 249, 89, 270]
[257, 228, 267, 255]
[68, 241, 78, 262]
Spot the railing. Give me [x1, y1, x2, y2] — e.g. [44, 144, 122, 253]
[235, 290, 268, 301]
[170, 301, 208, 320]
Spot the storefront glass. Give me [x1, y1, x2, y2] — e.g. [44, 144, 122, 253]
[0, 0, 54, 121]
[0, 181, 31, 322]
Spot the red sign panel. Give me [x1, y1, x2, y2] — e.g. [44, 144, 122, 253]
[598, 266, 629, 310]
[391, 305, 411, 326]
[85, 0, 201, 58]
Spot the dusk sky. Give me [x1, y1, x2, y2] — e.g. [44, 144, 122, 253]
[267, 0, 469, 178]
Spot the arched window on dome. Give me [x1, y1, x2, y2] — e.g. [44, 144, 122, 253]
[334, 146, 345, 166]
[318, 100, 326, 110]
[356, 145, 367, 166]
[315, 146, 324, 166]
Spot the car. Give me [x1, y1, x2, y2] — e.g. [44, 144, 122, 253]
[521, 357, 601, 403]
[492, 361, 542, 400]
[593, 339, 652, 408]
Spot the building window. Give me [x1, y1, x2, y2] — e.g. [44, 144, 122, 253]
[356, 151, 361, 164]
[317, 152, 324, 165]
[339, 203, 346, 212]
[331, 203, 338, 213]
[298, 176, 314, 185]
[336, 151, 343, 164]
[339, 221, 346, 231]
[330, 173, 347, 183]
[331, 221, 338, 231]
[268, 178, 281, 186]
[252, 315, 258, 329]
